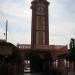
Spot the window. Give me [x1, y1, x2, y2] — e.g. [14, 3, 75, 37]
[36, 31, 45, 45]
[36, 16, 45, 30]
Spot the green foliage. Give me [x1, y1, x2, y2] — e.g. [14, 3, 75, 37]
[66, 38, 75, 61]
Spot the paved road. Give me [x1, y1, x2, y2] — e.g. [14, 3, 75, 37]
[24, 71, 61, 75]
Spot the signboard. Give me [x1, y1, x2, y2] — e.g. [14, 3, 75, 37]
[0, 46, 12, 55]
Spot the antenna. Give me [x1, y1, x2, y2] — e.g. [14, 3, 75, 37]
[5, 20, 8, 42]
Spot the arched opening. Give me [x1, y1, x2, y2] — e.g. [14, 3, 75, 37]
[24, 60, 30, 72]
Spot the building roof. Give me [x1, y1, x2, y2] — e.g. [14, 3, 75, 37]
[17, 44, 68, 51]
[17, 44, 68, 60]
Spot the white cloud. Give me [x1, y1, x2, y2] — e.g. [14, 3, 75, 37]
[49, 21, 75, 45]
[0, 0, 75, 46]
[7, 32, 31, 45]
[0, 28, 5, 40]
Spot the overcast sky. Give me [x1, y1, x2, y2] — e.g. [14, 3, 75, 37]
[0, 0, 75, 46]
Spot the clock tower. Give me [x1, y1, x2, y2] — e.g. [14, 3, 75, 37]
[31, 0, 49, 49]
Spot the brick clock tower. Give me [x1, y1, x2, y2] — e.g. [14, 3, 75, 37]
[31, 0, 49, 49]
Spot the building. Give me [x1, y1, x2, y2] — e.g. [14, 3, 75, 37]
[17, 44, 68, 72]
[17, 44, 68, 60]
[0, 40, 21, 75]
[17, 0, 69, 73]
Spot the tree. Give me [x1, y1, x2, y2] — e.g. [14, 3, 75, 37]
[66, 38, 75, 72]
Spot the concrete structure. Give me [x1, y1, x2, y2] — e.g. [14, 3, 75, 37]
[30, 0, 51, 72]
[17, 44, 68, 73]
[17, 0, 69, 74]
[17, 44, 68, 59]
[0, 0, 74, 74]
[31, 0, 49, 49]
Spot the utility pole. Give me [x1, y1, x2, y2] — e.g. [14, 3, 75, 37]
[6, 20, 8, 42]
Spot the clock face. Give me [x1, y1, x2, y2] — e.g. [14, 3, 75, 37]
[36, 3, 45, 15]
[37, 5, 44, 13]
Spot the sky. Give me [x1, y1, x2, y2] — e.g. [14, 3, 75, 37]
[0, 0, 75, 46]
